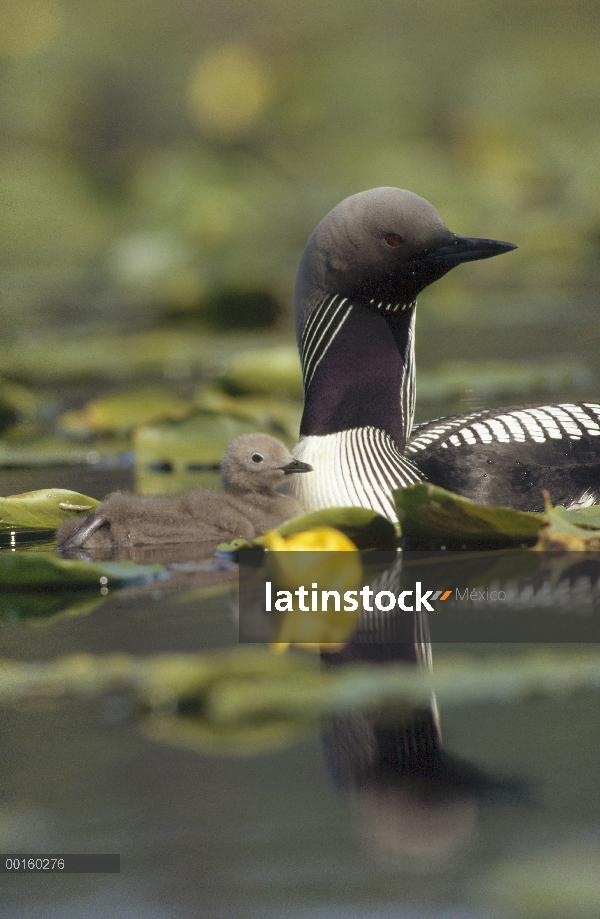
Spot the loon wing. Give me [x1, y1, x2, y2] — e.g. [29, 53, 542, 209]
[407, 401, 600, 512]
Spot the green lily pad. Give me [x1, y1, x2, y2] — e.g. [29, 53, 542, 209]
[193, 384, 302, 444]
[0, 551, 168, 587]
[394, 483, 545, 547]
[0, 329, 211, 383]
[121, 648, 321, 755]
[4, 647, 600, 757]
[134, 412, 260, 495]
[59, 385, 195, 437]
[217, 506, 398, 554]
[0, 378, 47, 421]
[569, 505, 600, 529]
[534, 495, 600, 550]
[0, 591, 107, 622]
[220, 345, 303, 397]
[0, 489, 100, 528]
[0, 434, 132, 468]
[474, 846, 600, 919]
[0, 527, 57, 547]
[416, 359, 591, 405]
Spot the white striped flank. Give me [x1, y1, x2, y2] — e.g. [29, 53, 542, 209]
[301, 294, 354, 392]
[406, 411, 487, 454]
[408, 403, 600, 453]
[289, 428, 422, 521]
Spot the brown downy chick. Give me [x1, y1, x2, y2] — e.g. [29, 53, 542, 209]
[56, 433, 311, 550]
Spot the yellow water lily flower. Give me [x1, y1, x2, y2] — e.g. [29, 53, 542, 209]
[263, 526, 362, 652]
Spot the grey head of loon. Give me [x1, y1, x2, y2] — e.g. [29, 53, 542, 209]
[294, 187, 516, 340]
[291, 188, 516, 520]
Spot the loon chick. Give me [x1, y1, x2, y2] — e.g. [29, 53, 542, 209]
[57, 433, 312, 550]
[289, 187, 516, 519]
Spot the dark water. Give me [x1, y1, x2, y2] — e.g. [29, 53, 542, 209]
[2, 471, 600, 918]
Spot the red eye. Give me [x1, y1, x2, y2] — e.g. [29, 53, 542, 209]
[385, 233, 402, 247]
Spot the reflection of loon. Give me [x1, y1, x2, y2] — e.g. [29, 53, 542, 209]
[320, 642, 530, 868]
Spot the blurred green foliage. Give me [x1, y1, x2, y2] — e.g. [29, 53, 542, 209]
[1, 0, 600, 338]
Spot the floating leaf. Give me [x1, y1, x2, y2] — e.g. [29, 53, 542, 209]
[0, 489, 99, 528]
[0, 329, 213, 383]
[394, 483, 545, 547]
[0, 377, 44, 420]
[59, 385, 195, 436]
[534, 493, 600, 551]
[416, 358, 591, 405]
[0, 591, 107, 623]
[194, 384, 301, 443]
[217, 506, 398, 555]
[134, 412, 260, 495]
[0, 433, 132, 468]
[220, 345, 303, 397]
[0, 527, 56, 547]
[3, 648, 600, 756]
[141, 650, 323, 755]
[570, 505, 600, 529]
[0, 551, 168, 588]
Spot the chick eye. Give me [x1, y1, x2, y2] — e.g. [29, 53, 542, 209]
[385, 233, 402, 247]
[251, 453, 264, 463]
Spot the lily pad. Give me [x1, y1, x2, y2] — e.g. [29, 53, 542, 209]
[217, 506, 398, 555]
[0, 528, 57, 547]
[193, 384, 302, 443]
[0, 551, 168, 588]
[0, 591, 107, 622]
[0, 378, 47, 421]
[416, 359, 591, 405]
[534, 494, 600, 551]
[569, 505, 600, 529]
[3, 648, 600, 756]
[0, 434, 132, 468]
[134, 412, 259, 495]
[0, 329, 212, 383]
[59, 385, 195, 437]
[219, 345, 303, 397]
[0, 489, 100, 528]
[394, 482, 545, 547]
[473, 846, 600, 919]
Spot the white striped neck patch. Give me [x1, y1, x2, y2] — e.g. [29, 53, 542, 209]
[290, 427, 423, 522]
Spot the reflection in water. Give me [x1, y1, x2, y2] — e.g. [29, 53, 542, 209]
[59, 538, 223, 566]
[321, 605, 529, 870]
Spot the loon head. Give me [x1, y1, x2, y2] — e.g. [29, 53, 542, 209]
[294, 187, 516, 338]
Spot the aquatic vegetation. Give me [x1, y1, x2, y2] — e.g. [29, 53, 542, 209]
[264, 526, 363, 651]
[0, 550, 167, 588]
[217, 506, 398, 555]
[0, 488, 99, 528]
[219, 345, 303, 398]
[59, 385, 195, 437]
[2, 647, 600, 755]
[395, 482, 546, 547]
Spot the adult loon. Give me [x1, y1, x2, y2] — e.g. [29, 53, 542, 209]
[289, 187, 517, 519]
